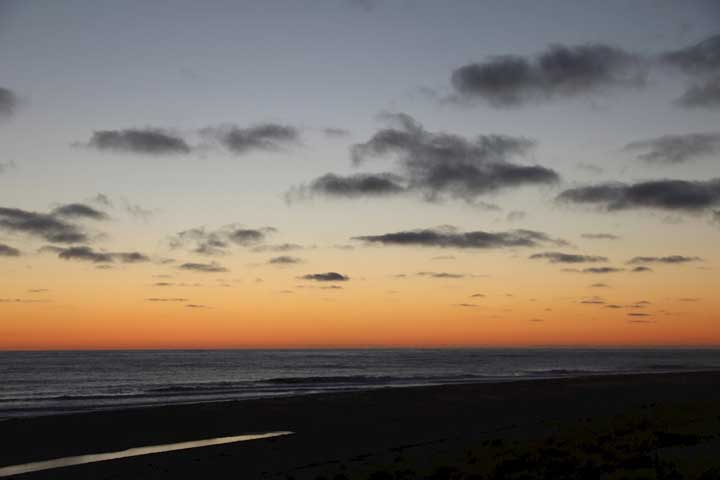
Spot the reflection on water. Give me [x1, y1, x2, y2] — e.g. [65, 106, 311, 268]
[0, 431, 293, 477]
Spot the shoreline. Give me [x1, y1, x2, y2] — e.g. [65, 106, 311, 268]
[4, 366, 720, 421]
[3, 371, 720, 478]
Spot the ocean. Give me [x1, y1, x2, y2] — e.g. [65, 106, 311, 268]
[1, 348, 719, 419]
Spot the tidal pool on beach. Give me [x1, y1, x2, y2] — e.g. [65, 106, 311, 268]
[0, 431, 293, 477]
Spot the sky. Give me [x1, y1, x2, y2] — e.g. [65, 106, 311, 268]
[1, 0, 720, 349]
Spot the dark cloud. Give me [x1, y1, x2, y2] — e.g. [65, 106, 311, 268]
[0, 87, 17, 117]
[296, 173, 406, 198]
[631, 266, 653, 273]
[557, 179, 720, 212]
[564, 267, 624, 274]
[450, 44, 647, 107]
[179, 262, 228, 273]
[676, 76, 720, 108]
[353, 226, 567, 249]
[624, 132, 720, 164]
[251, 243, 304, 253]
[470, 293, 485, 298]
[202, 124, 299, 154]
[52, 203, 109, 221]
[87, 128, 191, 154]
[581, 233, 620, 240]
[268, 255, 302, 265]
[169, 225, 275, 256]
[627, 255, 702, 265]
[56, 246, 112, 263]
[113, 252, 151, 263]
[661, 35, 720, 109]
[580, 297, 605, 305]
[54, 246, 150, 264]
[293, 114, 558, 203]
[590, 283, 609, 288]
[299, 272, 349, 282]
[455, 303, 479, 307]
[416, 272, 466, 279]
[529, 252, 608, 264]
[0, 243, 21, 257]
[628, 312, 652, 317]
[0, 207, 88, 243]
[583, 267, 623, 274]
[662, 34, 720, 76]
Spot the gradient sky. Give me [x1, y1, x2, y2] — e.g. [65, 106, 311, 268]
[1, 0, 719, 349]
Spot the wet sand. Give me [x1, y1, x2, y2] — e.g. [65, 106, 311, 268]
[1, 371, 720, 479]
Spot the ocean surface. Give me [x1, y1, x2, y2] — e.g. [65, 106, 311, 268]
[1, 348, 719, 419]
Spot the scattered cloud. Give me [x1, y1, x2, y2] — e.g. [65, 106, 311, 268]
[202, 124, 300, 154]
[0, 243, 21, 257]
[0, 87, 17, 117]
[251, 243, 304, 253]
[292, 113, 558, 204]
[353, 226, 567, 249]
[299, 272, 350, 282]
[627, 255, 702, 264]
[450, 43, 647, 107]
[564, 267, 624, 274]
[624, 132, 720, 164]
[529, 251, 608, 263]
[290, 173, 406, 200]
[506, 210, 527, 222]
[415, 271, 467, 279]
[52, 246, 150, 264]
[86, 128, 191, 154]
[557, 179, 720, 212]
[169, 225, 276, 256]
[323, 127, 350, 138]
[676, 76, 720, 109]
[51, 203, 109, 221]
[179, 262, 228, 273]
[581, 233, 620, 240]
[661, 34, 720, 109]
[661, 34, 720, 76]
[0, 207, 89, 243]
[268, 255, 302, 265]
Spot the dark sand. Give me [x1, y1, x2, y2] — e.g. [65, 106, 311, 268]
[2, 371, 720, 479]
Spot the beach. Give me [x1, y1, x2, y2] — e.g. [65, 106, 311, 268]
[2, 371, 720, 479]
